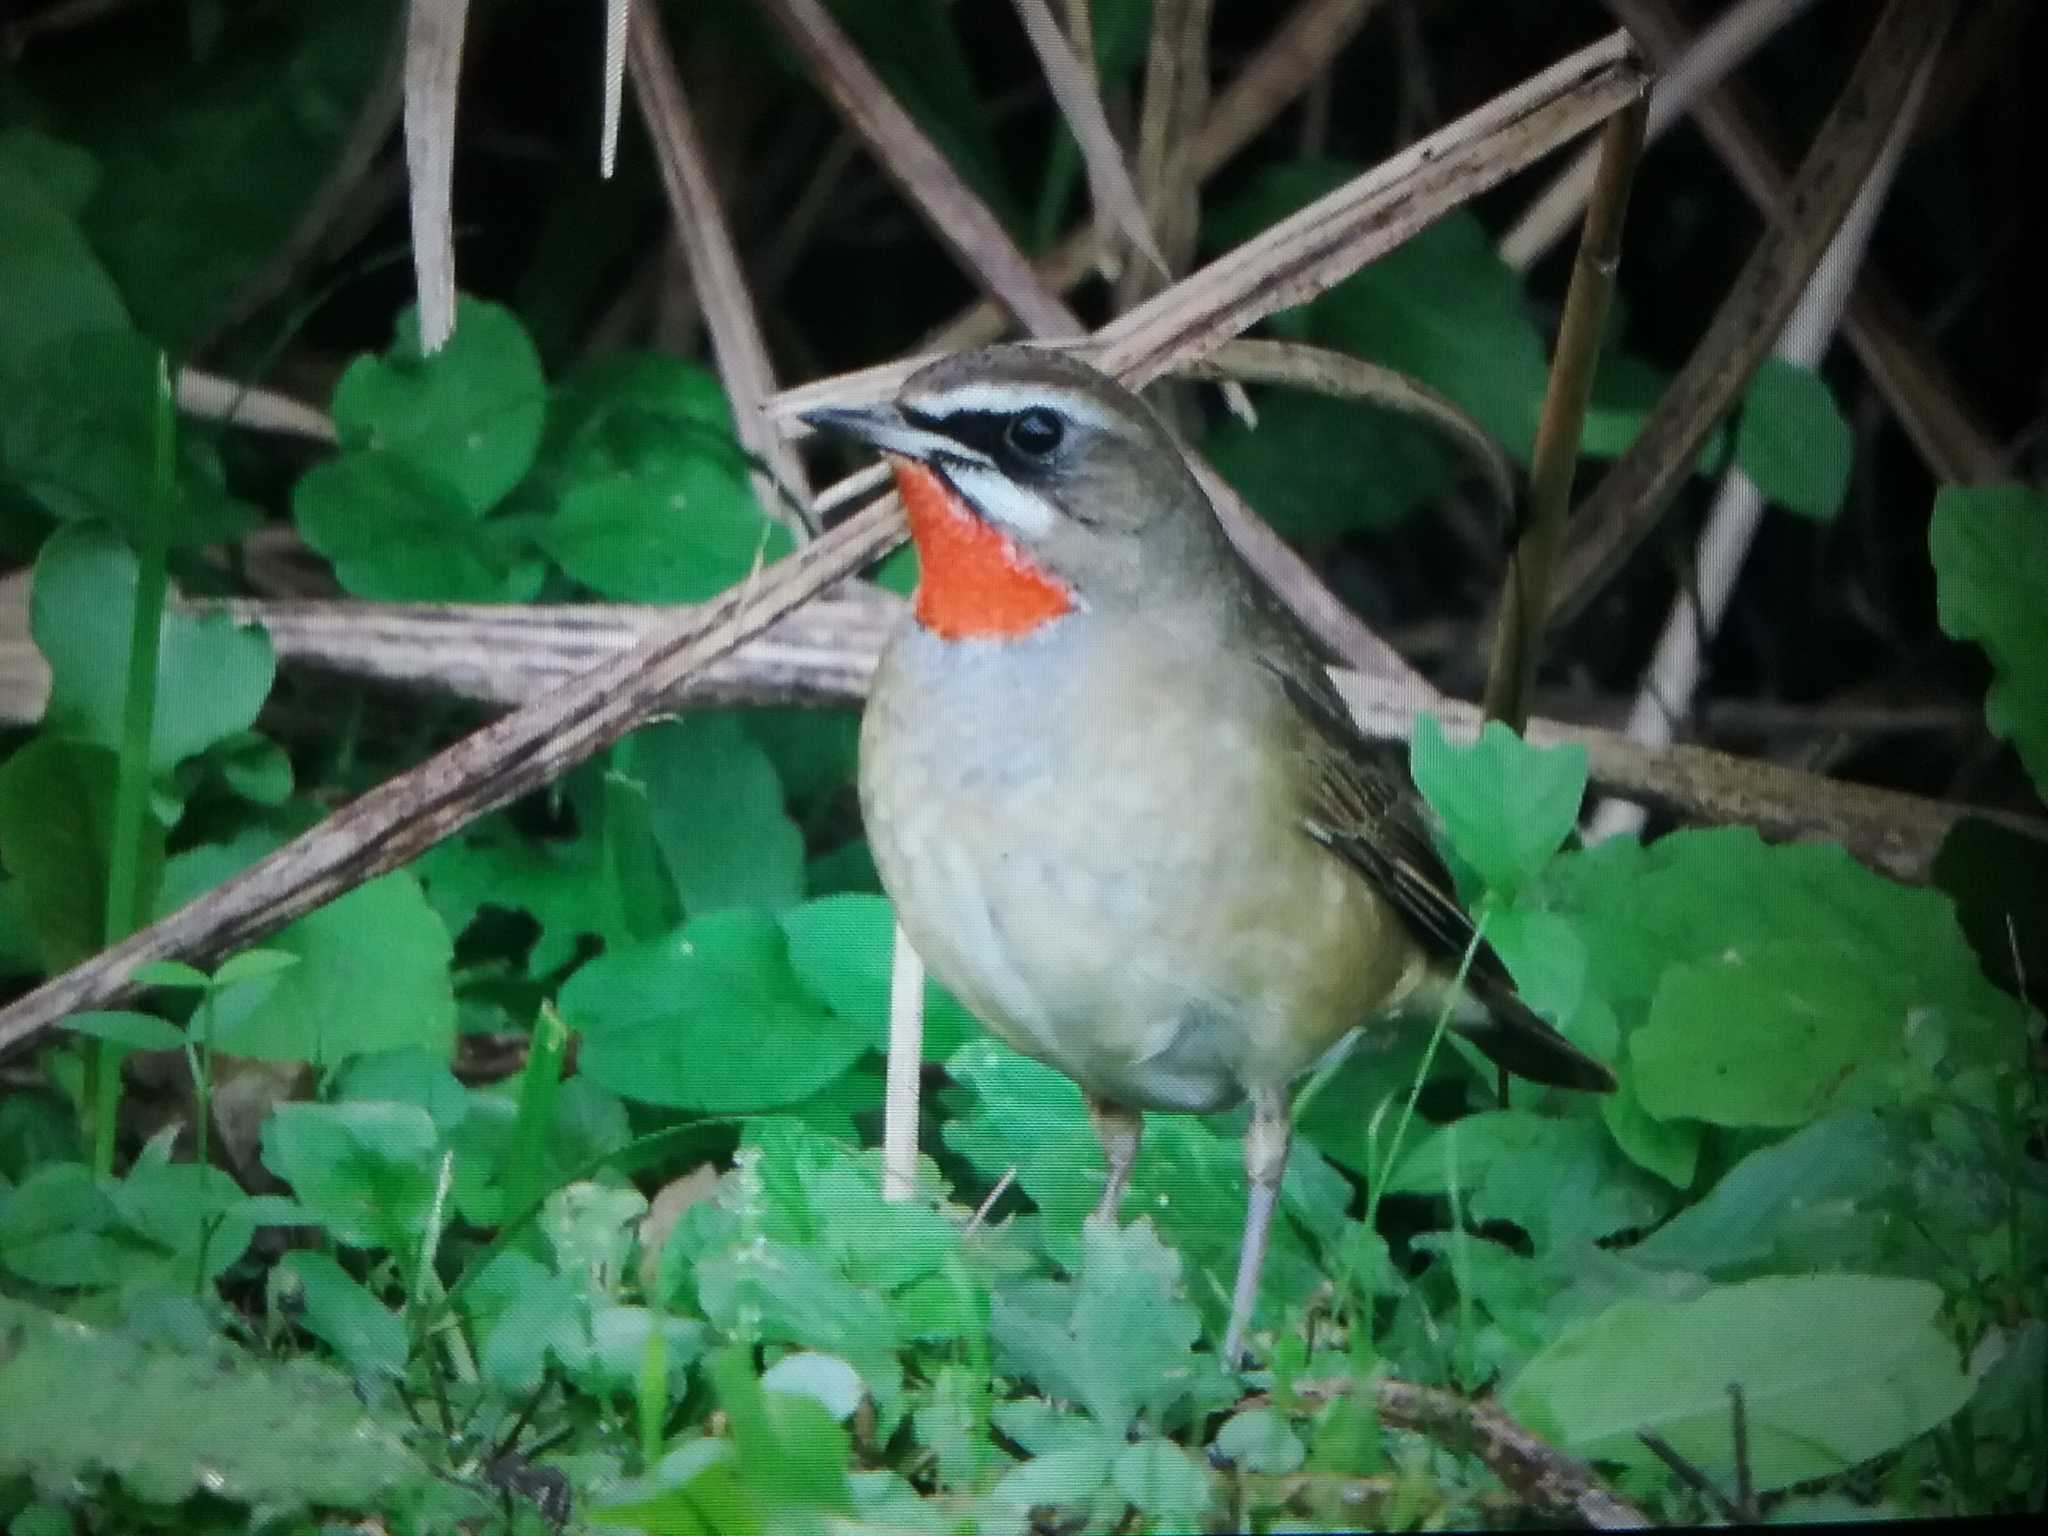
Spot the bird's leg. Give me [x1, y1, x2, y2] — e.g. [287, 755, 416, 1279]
[1084, 1094, 1143, 1224]
[1224, 1085, 1294, 1367]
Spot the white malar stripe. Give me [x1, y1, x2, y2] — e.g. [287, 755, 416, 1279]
[905, 380, 1125, 434]
[946, 462, 1060, 537]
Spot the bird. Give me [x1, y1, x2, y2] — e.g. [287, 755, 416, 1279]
[803, 344, 1615, 1364]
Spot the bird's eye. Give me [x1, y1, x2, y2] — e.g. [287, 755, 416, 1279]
[1004, 408, 1065, 459]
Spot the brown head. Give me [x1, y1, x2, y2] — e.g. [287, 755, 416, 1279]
[803, 346, 1234, 639]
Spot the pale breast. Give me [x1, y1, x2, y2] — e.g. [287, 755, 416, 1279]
[859, 613, 1419, 1113]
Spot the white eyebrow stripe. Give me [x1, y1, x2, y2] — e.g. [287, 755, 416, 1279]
[904, 380, 1125, 433]
[945, 462, 1059, 537]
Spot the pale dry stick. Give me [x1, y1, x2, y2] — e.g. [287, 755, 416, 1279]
[627, 4, 813, 532]
[101, 577, 2041, 880]
[1119, 0, 1211, 304]
[1586, 49, 1936, 844]
[1482, 92, 1649, 732]
[1182, 339, 1513, 512]
[402, 0, 469, 353]
[1551, 0, 1956, 625]
[929, 0, 1385, 353]
[1235, 1377, 1649, 1528]
[0, 496, 906, 1066]
[1599, 0, 2001, 485]
[881, 923, 925, 1205]
[1087, 33, 1645, 385]
[755, 0, 1084, 339]
[175, 370, 336, 445]
[600, 0, 628, 178]
[0, 35, 1647, 1058]
[1011, 0, 1167, 278]
[1499, 0, 1821, 271]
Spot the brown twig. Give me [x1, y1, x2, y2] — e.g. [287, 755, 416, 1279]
[1481, 92, 1648, 731]
[1011, 0, 1166, 279]
[1116, 0, 1211, 310]
[401, 0, 470, 353]
[1183, 339, 1513, 512]
[1597, 0, 1999, 487]
[755, 0, 1084, 338]
[1551, 0, 1958, 624]
[927, 0, 1385, 353]
[27, 579, 2026, 885]
[1240, 1377, 1651, 1528]
[1090, 33, 1645, 385]
[627, 3, 813, 532]
[0, 497, 905, 1066]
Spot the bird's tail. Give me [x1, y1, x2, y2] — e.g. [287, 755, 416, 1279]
[1453, 976, 1617, 1093]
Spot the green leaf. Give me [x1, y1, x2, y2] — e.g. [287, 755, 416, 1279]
[1206, 388, 1455, 543]
[779, 893, 978, 1060]
[1545, 830, 2017, 1091]
[1213, 176, 1548, 461]
[1112, 1437, 1214, 1527]
[160, 831, 455, 1065]
[61, 1010, 185, 1052]
[761, 1351, 866, 1421]
[541, 460, 791, 603]
[1410, 715, 1587, 895]
[991, 1218, 1208, 1433]
[623, 716, 805, 916]
[280, 1251, 407, 1380]
[946, 1037, 1351, 1337]
[0, 737, 162, 971]
[33, 523, 275, 773]
[3, 329, 256, 545]
[1215, 1406, 1307, 1475]
[133, 959, 210, 991]
[0, 129, 100, 216]
[292, 449, 546, 602]
[1930, 483, 2048, 794]
[212, 947, 302, 988]
[1631, 943, 1935, 1126]
[0, 1163, 124, 1288]
[259, 1100, 441, 1253]
[1736, 357, 1853, 520]
[104, 1160, 259, 1291]
[1506, 1274, 1971, 1492]
[1387, 1110, 1671, 1253]
[465, 1250, 584, 1395]
[0, 1295, 428, 1512]
[697, 1238, 900, 1396]
[1625, 1112, 1903, 1274]
[566, 910, 870, 1111]
[55, 1, 402, 348]
[989, 1441, 1115, 1518]
[332, 297, 546, 514]
[0, 140, 127, 359]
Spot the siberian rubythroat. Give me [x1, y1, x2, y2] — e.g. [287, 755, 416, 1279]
[804, 345, 1615, 1364]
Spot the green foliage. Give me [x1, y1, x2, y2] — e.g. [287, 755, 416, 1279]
[1736, 357, 1854, 520]
[32, 524, 274, 773]
[0, 9, 2038, 1527]
[0, 1295, 430, 1512]
[0, 737, 160, 971]
[0, 130, 128, 359]
[160, 832, 455, 1063]
[1410, 715, 1589, 896]
[1930, 483, 2048, 795]
[1507, 1274, 1973, 1492]
[566, 911, 873, 1112]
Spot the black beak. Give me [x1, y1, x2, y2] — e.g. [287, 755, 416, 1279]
[800, 404, 991, 469]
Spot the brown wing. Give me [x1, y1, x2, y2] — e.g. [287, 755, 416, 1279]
[1253, 631, 1616, 1093]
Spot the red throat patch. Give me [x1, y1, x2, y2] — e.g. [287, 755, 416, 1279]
[891, 458, 1074, 640]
